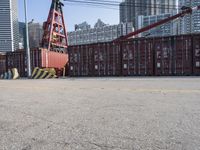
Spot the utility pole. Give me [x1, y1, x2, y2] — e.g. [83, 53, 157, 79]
[24, 0, 31, 77]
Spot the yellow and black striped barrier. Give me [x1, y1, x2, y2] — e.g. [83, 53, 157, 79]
[31, 67, 57, 79]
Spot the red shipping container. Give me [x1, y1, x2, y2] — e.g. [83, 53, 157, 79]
[68, 34, 200, 77]
[6, 48, 68, 77]
[69, 45, 81, 76]
[154, 37, 173, 76]
[41, 48, 68, 69]
[6, 51, 26, 76]
[192, 35, 200, 75]
[93, 43, 107, 76]
[106, 42, 121, 76]
[68, 42, 121, 77]
[137, 38, 154, 76]
[121, 38, 154, 76]
[121, 39, 137, 76]
[0, 53, 7, 75]
[173, 35, 192, 75]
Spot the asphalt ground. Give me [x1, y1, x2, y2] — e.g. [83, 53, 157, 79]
[0, 77, 200, 150]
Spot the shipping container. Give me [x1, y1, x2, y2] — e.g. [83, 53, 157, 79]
[173, 35, 192, 75]
[154, 37, 173, 76]
[121, 38, 154, 76]
[106, 42, 121, 76]
[68, 34, 200, 77]
[192, 35, 200, 75]
[68, 42, 121, 77]
[6, 51, 26, 77]
[137, 38, 154, 76]
[69, 45, 81, 76]
[0, 52, 7, 75]
[154, 35, 192, 76]
[6, 48, 68, 77]
[93, 43, 107, 76]
[121, 39, 137, 76]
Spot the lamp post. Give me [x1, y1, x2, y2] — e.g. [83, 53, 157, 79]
[24, 0, 31, 77]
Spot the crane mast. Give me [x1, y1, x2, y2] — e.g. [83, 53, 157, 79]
[41, 0, 68, 52]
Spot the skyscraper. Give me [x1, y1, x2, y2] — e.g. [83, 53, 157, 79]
[0, 0, 19, 52]
[120, 0, 147, 27]
[120, 0, 177, 29]
[148, 0, 177, 15]
[28, 21, 43, 48]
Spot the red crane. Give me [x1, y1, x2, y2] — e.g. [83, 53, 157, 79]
[114, 5, 200, 42]
[41, 0, 68, 52]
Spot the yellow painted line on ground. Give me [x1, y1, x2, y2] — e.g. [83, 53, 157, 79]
[0, 85, 200, 94]
[127, 89, 200, 94]
[0, 86, 51, 91]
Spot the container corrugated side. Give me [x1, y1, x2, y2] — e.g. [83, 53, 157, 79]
[173, 35, 192, 75]
[154, 37, 173, 76]
[192, 35, 200, 75]
[0, 53, 7, 75]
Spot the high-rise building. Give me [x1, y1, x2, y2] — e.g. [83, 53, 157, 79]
[148, 0, 177, 15]
[179, 0, 200, 34]
[28, 21, 43, 48]
[120, 0, 177, 29]
[120, 0, 147, 27]
[19, 21, 44, 49]
[137, 13, 178, 37]
[0, 0, 19, 52]
[68, 20, 134, 46]
[75, 22, 91, 31]
[19, 22, 26, 49]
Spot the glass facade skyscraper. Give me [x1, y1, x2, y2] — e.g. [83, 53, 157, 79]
[0, 0, 19, 52]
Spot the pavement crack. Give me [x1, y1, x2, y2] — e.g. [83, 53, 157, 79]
[87, 141, 129, 150]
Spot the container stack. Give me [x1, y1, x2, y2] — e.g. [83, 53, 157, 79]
[68, 34, 200, 77]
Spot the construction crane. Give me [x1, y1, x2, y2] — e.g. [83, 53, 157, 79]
[41, 0, 68, 52]
[114, 5, 200, 42]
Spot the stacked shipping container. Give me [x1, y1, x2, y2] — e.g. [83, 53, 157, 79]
[68, 34, 200, 77]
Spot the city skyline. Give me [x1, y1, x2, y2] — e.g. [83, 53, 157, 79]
[18, 0, 121, 31]
[17, 0, 181, 32]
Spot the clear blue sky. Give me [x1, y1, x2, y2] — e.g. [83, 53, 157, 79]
[18, 0, 120, 31]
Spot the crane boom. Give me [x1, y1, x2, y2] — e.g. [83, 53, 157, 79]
[114, 6, 200, 42]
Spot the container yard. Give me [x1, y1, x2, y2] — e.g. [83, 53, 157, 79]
[1, 0, 200, 149]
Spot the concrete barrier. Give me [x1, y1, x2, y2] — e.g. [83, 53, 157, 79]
[0, 68, 20, 80]
[31, 67, 57, 79]
[12, 68, 20, 79]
